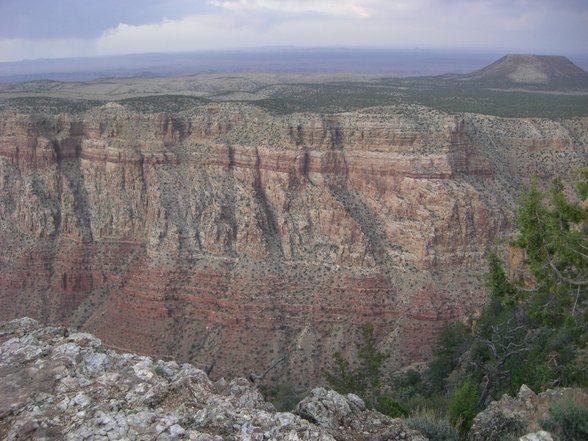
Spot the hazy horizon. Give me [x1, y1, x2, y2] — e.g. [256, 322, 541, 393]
[1, 46, 587, 84]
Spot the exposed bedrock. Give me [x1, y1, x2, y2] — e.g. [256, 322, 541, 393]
[0, 103, 586, 387]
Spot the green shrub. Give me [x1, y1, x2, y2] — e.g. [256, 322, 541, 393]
[540, 399, 588, 441]
[448, 379, 479, 434]
[378, 395, 408, 418]
[392, 368, 448, 414]
[426, 322, 470, 394]
[404, 409, 459, 441]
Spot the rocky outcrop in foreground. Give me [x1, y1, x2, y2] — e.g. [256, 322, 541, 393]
[0, 318, 426, 440]
[469, 384, 588, 441]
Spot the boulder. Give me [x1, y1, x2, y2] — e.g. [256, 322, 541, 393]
[295, 387, 427, 441]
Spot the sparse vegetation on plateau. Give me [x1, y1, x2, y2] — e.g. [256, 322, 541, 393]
[3, 75, 587, 118]
[0, 96, 102, 114]
[254, 81, 588, 117]
[117, 95, 209, 113]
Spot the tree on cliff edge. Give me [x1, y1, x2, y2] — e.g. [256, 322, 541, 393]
[472, 168, 588, 402]
[414, 169, 588, 435]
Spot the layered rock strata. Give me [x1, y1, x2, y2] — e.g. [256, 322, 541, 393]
[0, 102, 586, 385]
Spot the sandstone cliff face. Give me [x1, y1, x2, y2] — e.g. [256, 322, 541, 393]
[0, 102, 586, 386]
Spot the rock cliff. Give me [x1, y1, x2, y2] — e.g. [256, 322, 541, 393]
[0, 318, 426, 440]
[0, 101, 586, 386]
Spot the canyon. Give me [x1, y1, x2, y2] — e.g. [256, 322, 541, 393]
[0, 98, 586, 388]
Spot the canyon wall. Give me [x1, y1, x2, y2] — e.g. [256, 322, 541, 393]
[0, 102, 586, 387]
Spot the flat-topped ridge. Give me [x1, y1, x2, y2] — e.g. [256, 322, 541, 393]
[458, 54, 588, 89]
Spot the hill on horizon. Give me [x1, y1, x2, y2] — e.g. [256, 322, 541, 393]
[450, 54, 588, 90]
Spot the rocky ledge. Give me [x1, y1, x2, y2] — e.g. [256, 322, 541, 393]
[0, 318, 426, 441]
[469, 384, 588, 441]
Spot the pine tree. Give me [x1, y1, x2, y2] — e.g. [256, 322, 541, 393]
[324, 323, 388, 408]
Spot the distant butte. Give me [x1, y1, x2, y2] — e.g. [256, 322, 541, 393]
[455, 54, 588, 89]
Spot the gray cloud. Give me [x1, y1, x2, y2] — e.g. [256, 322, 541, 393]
[0, 0, 586, 62]
[0, 0, 213, 38]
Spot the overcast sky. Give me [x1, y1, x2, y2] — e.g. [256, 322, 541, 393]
[0, 0, 587, 62]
